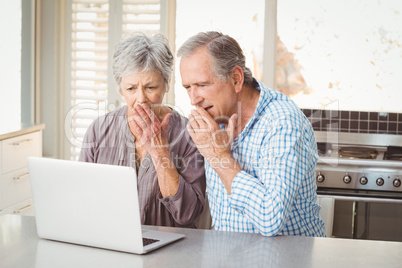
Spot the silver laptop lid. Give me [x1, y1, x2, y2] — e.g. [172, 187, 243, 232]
[28, 157, 145, 253]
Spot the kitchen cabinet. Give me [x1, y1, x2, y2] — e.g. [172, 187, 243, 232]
[0, 124, 44, 216]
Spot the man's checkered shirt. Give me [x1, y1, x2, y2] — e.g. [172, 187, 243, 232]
[206, 79, 326, 237]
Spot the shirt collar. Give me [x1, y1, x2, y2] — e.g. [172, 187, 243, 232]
[230, 78, 273, 146]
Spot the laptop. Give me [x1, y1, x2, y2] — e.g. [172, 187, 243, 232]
[28, 157, 185, 254]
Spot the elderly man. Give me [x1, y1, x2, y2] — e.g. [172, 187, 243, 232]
[178, 31, 325, 237]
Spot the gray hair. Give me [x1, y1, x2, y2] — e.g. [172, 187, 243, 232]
[113, 32, 174, 91]
[177, 31, 254, 87]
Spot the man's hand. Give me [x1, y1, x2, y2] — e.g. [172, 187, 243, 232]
[187, 107, 240, 194]
[187, 107, 237, 159]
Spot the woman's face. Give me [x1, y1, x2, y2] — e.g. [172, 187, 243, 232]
[120, 70, 167, 114]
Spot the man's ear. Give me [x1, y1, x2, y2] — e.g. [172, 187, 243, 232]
[231, 66, 244, 93]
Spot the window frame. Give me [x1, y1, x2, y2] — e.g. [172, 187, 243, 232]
[38, 0, 277, 160]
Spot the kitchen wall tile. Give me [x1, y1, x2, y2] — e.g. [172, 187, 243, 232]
[369, 112, 378, 121]
[312, 109, 321, 118]
[331, 119, 339, 128]
[379, 112, 388, 121]
[330, 110, 339, 119]
[301, 109, 402, 135]
[312, 120, 321, 130]
[379, 122, 387, 131]
[303, 109, 312, 118]
[360, 112, 368, 120]
[389, 123, 397, 132]
[389, 113, 397, 122]
[359, 121, 368, 131]
[341, 120, 349, 129]
[369, 121, 378, 131]
[398, 123, 402, 134]
[341, 111, 350, 119]
[350, 121, 359, 130]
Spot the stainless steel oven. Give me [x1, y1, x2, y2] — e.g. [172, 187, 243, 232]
[314, 132, 402, 241]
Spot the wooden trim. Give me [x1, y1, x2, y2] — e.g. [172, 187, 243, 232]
[263, 0, 277, 89]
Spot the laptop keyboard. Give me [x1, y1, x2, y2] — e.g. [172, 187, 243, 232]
[143, 237, 160, 246]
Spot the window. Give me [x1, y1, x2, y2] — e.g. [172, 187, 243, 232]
[276, 0, 402, 113]
[65, 0, 163, 160]
[174, 0, 265, 117]
[0, 0, 35, 130]
[0, 1, 21, 129]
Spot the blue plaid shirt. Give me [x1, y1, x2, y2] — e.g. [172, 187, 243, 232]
[206, 79, 326, 237]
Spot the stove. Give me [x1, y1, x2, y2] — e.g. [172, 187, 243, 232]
[315, 133, 402, 195]
[314, 132, 402, 241]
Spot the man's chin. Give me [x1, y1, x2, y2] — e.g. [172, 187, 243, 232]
[214, 115, 231, 124]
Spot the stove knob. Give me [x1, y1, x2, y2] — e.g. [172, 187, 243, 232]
[343, 174, 352, 184]
[316, 173, 325, 183]
[359, 176, 368, 185]
[393, 178, 401, 188]
[376, 177, 384, 186]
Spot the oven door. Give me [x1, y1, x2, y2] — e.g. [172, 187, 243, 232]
[318, 188, 402, 242]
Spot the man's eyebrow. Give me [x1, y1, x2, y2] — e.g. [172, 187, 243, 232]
[184, 80, 210, 86]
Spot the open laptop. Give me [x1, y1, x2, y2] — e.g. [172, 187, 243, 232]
[28, 157, 185, 254]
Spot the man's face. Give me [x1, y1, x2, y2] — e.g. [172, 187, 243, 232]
[179, 47, 238, 123]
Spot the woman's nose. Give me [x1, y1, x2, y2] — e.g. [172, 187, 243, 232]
[137, 88, 147, 103]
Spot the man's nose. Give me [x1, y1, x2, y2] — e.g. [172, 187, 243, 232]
[189, 88, 202, 106]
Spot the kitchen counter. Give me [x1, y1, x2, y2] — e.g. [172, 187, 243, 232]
[0, 123, 45, 140]
[1, 214, 402, 268]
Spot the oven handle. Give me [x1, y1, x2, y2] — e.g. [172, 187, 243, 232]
[317, 194, 402, 204]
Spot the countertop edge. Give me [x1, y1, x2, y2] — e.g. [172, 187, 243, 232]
[0, 123, 45, 141]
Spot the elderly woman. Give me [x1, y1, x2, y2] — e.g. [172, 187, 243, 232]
[79, 33, 206, 228]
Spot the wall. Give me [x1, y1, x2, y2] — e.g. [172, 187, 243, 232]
[37, 0, 64, 158]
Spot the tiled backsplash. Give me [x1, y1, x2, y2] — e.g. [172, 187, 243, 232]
[302, 109, 402, 135]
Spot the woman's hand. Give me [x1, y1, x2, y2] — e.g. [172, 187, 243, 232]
[129, 103, 171, 158]
[129, 104, 179, 197]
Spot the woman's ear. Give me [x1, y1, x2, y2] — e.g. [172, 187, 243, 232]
[231, 66, 244, 93]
